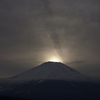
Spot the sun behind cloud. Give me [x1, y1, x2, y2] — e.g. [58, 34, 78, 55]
[43, 50, 62, 63]
[47, 56, 61, 62]
[50, 59, 59, 62]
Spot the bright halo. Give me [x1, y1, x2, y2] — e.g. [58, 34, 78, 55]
[47, 56, 61, 62]
[50, 59, 59, 62]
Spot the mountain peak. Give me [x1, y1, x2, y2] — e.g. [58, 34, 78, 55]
[12, 62, 81, 80]
[42, 61, 61, 64]
[44, 61, 61, 64]
[41, 61, 63, 66]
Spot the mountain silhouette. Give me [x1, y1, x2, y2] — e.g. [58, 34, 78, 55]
[0, 62, 100, 100]
[11, 62, 82, 80]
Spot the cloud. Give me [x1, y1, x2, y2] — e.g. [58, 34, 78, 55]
[67, 61, 86, 64]
[0, 0, 100, 77]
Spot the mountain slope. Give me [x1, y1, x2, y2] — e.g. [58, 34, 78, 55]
[11, 62, 83, 80]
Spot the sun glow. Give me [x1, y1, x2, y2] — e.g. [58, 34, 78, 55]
[50, 59, 59, 62]
[45, 51, 62, 63]
[47, 56, 61, 62]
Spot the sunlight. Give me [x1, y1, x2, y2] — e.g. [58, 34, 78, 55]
[50, 59, 59, 62]
[48, 56, 61, 62]
[44, 51, 62, 63]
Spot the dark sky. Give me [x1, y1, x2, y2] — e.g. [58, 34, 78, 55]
[0, 0, 100, 78]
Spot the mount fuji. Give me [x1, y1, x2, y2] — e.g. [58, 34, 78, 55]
[0, 62, 100, 100]
[11, 62, 85, 81]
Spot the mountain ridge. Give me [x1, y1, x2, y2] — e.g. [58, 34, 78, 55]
[10, 62, 83, 81]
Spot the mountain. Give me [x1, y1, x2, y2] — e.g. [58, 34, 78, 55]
[11, 62, 84, 81]
[0, 62, 100, 100]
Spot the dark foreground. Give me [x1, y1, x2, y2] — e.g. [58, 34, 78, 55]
[0, 79, 100, 100]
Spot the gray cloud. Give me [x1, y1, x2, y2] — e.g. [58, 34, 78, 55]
[67, 61, 86, 64]
[0, 0, 100, 77]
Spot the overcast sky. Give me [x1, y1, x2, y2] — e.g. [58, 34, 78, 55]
[0, 0, 100, 78]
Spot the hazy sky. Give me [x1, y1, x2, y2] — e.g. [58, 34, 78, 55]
[0, 0, 100, 78]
